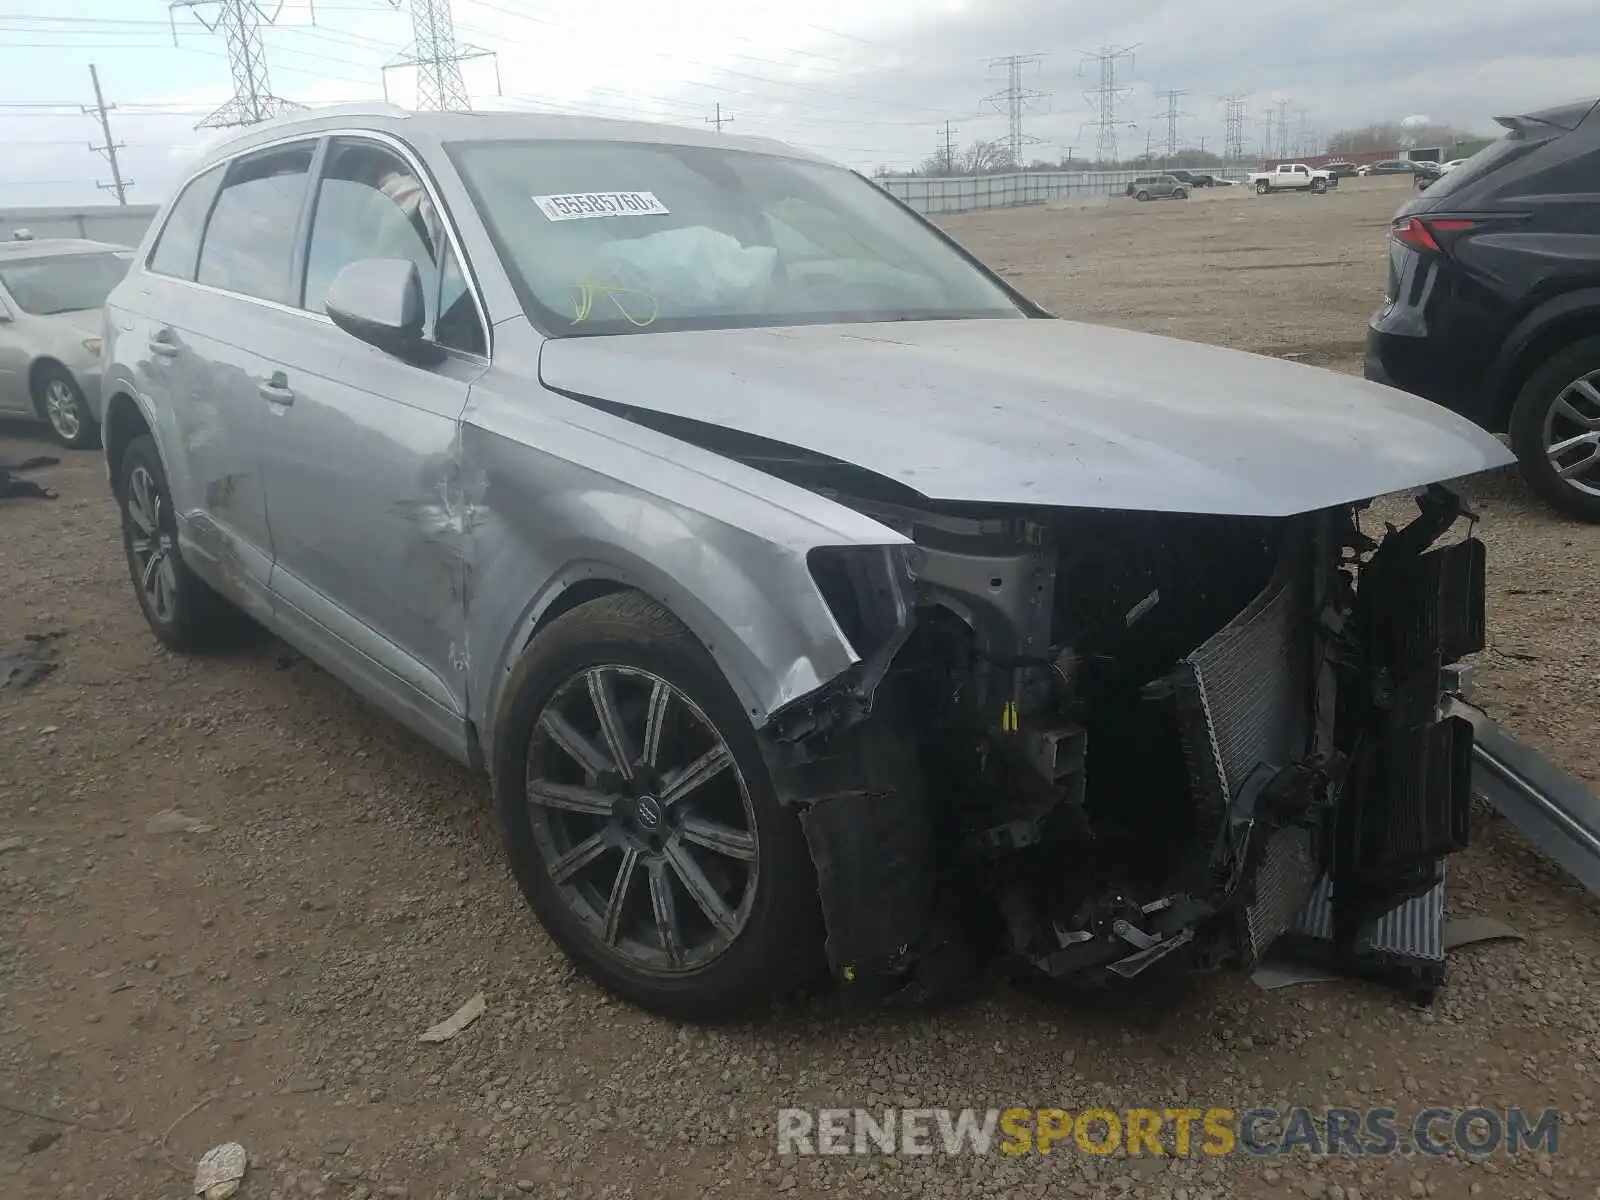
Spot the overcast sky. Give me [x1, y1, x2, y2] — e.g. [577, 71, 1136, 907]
[2, 0, 1597, 207]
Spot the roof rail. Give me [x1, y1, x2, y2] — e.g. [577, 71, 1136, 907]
[200, 101, 412, 153]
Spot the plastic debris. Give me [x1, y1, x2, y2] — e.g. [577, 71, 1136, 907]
[193, 1141, 247, 1200]
[0, 634, 59, 692]
[419, 992, 486, 1043]
[146, 810, 215, 835]
[1443, 916, 1525, 950]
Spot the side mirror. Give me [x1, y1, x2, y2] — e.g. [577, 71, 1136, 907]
[324, 258, 441, 364]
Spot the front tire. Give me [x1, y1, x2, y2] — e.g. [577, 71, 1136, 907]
[1173, 188, 1188, 200]
[1311, 178, 1328, 194]
[34, 364, 99, 450]
[1135, 190, 1150, 201]
[1508, 336, 1600, 522]
[492, 593, 823, 1019]
[117, 434, 250, 651]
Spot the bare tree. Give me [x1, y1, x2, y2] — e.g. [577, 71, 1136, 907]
[961, 138, 1014, 174]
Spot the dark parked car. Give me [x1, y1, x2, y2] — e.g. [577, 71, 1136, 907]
[1323, 161, 1360, 178]
[1166, 169, 1216, 188]
[1366, 96, 1600, 520]
[1123, 174, 1188, 201]
[1411, 160, 1443, 189]
[1365, 159, 1420, 175]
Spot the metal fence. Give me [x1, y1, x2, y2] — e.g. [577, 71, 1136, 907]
[876, 170, 1248, 215]
[0, 205, 158, 247]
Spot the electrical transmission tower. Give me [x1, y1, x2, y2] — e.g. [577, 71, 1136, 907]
[84, 64, 130, 205]
[1078, 44, 1137, 166]
[1154, 89, 1189, 161]
[1294, 108, 1313, 157]
[984, 54, 1048, 168]
[170, 0, 298, 128]
[385, 0, 497, 111]
[1276, 99, 1290, 159]
[1220, 93, 1249, 165]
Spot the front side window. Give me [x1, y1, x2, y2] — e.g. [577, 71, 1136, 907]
[448, 138, 1024, 337]
[197, 142, 314, 303]
[148, 163, 225, 280]
[302, 138, 484, 355]
[0, 251, 133, 316]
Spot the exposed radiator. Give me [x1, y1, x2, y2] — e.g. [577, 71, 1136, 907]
[1155, 560, 1319, 962]
[1243, 826, 1317, 960]
[1185, 565, 1310, 805]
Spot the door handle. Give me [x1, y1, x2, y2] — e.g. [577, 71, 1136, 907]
[147, 330, 179, 358]
[259, 371, 294, 406]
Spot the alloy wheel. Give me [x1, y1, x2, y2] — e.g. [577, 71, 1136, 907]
[44, 379, 81, 440]
[1542, 370, 1600, 498]
[126, 465, 179, 624]
[525, 665, 759, 974]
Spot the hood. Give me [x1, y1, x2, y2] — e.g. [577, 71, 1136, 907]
[538, 318, 1515, 517]
[31, 307, 103, 337]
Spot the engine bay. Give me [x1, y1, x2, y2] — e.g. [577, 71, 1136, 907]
[765, 482, 1486, 999]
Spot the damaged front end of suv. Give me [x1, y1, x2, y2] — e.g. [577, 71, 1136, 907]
[763, 483, 1486, 999]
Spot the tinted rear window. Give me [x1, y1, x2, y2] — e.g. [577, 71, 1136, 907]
[148, 164, 225, 280]
[196, 143, 314, 304]
[1418, 133, 1551, 201]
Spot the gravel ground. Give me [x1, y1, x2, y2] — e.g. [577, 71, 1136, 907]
[3, 177, 1599, 1200]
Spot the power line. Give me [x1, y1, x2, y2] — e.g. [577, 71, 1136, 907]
[705, 102, 734, 132]
[84, 63, 130, 205]
[983, 53, 1047, 167]
[1078, 43, 1136, 166]
[170, 0, 300, 128]
[384, 0, 496, 111]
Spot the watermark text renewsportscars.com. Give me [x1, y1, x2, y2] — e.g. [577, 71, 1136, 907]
[776, 1106, 1562, 1159]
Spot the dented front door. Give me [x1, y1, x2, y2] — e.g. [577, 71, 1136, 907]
[253, 310, 480, 754]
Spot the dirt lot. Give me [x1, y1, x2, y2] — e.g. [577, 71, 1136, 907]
[3, 177, 1599, 1200]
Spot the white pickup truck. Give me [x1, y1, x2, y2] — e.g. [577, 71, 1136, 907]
[1248, 163, 1337, 194]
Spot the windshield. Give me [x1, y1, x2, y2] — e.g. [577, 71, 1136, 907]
[0, 251, 132, 316]
[446, 139, 1026, 336]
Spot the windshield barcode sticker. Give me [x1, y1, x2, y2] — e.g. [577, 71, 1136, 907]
[532, 191, 670, 221]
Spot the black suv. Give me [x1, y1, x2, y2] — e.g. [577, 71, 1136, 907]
[1365, 96, 1600, 520]
[1166, 169, 1215, 188]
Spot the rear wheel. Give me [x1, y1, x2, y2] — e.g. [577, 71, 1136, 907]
[1135, 190, 1150, 201]
[33, 364, 99, 450]
[1255, 179, 1271, 195]
[493, 593, 823, 1018]
[1509, 336, 1600, 522]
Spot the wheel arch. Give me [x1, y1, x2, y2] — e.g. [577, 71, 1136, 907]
[469, 545, 859, 766]
[26, 356, 71, 419]
[101, 389, 157, 499]
[1484, 291, 1600, 432]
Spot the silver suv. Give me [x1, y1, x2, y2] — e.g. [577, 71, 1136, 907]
[101, 104, 1511, 1018]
